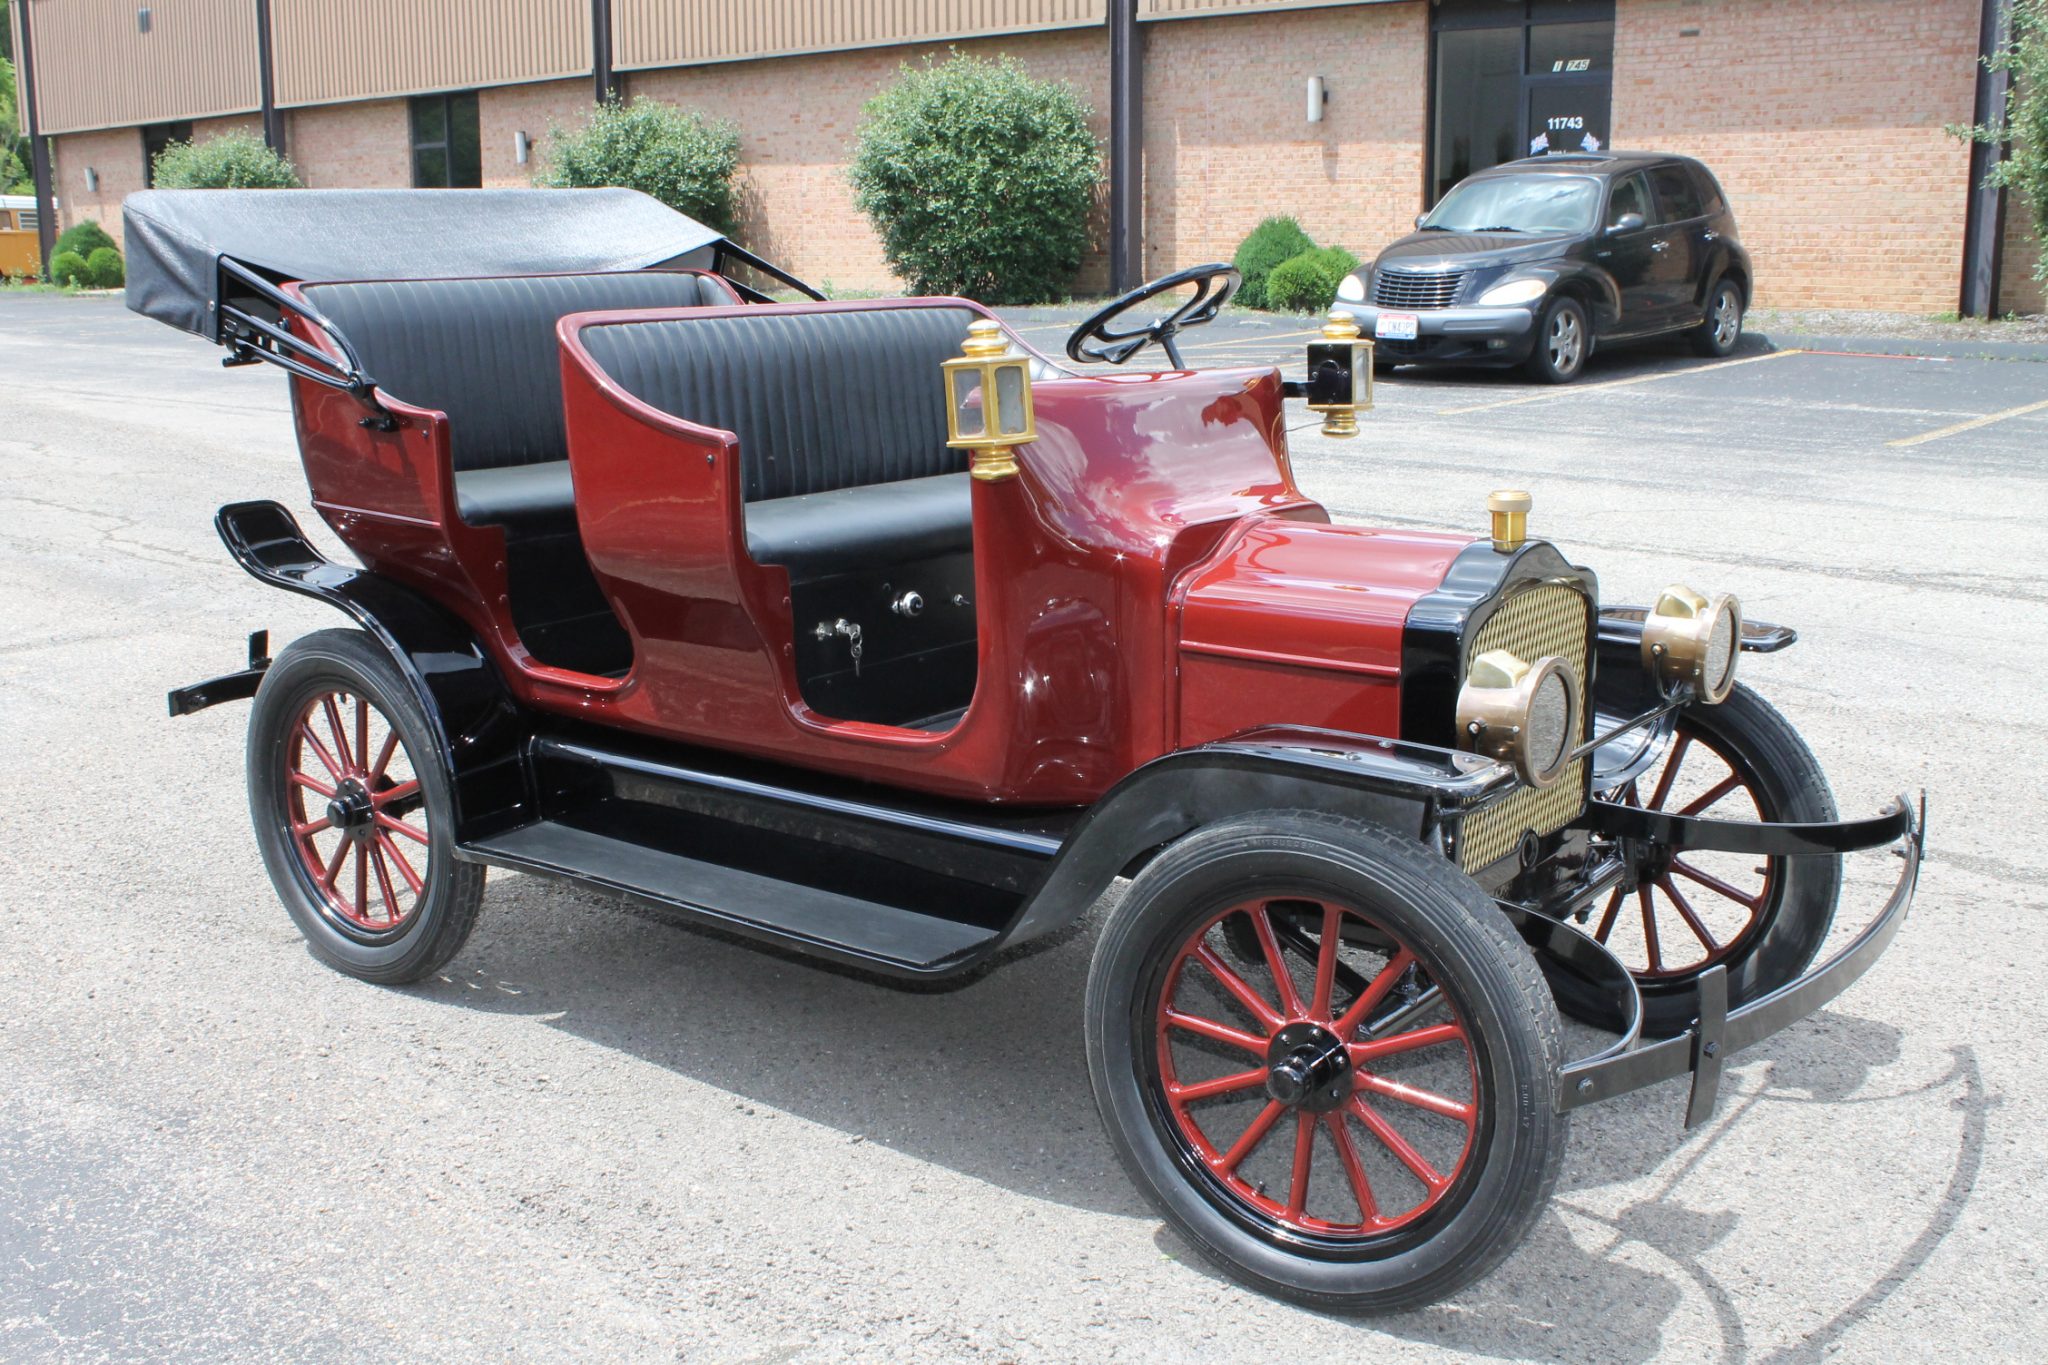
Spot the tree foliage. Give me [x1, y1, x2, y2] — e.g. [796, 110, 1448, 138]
[849, 53, 1102, 304]
[536, 97, 740, 233]
[151, 129, 302, 189]
[1959, 0, 2048, 289]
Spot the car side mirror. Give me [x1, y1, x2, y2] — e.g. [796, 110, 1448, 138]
[1414, 213, 1426, 229]
[1608, 212, 1645, 234]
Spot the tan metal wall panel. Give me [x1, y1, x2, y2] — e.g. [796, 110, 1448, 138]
[273, 0, 590, 108]
[614, 0, 1106, 72]
[1140, 0, 1400, 20]
[23, 0, 259, 135]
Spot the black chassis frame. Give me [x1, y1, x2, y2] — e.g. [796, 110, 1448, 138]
[173, 500, 1921, 1129]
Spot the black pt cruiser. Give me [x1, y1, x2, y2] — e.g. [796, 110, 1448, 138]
[1336, 151, 1753, 383]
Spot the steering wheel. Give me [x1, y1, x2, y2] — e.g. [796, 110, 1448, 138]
[1066, 263, 1240, 369]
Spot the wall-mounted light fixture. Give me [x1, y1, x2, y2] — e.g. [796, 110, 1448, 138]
[1306, 76, 1327, 124]
[85, 166, 100, 192]
[514, 131, 532, 166]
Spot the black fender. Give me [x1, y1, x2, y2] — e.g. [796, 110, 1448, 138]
[995, 726, 1519, 952]
[199, 499, 534, 841]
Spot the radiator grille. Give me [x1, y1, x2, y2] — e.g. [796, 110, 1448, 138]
[1373, 269, 1466, 310]
[1458, 582, 1592, 873]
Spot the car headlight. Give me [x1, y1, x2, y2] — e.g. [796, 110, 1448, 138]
[1641, 585, 1741, 704]
[1478, 278, 1547, 307]
[1456, 648, 1583, 789]
[1336, 272, 1367, 303]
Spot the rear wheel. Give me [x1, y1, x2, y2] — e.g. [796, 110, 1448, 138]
[1523, 295, 1589, 383]
[1086, 814, 1566, 1312]
[247, 629, 484, 984]
[1690, 278, 1744, 357]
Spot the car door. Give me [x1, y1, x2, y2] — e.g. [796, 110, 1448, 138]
[1647, 164, 1709, 324]
[1596, 173, 1666, 334]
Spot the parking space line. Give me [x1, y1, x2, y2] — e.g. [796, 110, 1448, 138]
[1886, 397, 2048, 448]
[1432, 347, 1806, 416]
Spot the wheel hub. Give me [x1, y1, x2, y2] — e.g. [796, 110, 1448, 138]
[324, 779, 375, 840]
[1265, 1021, 1352, 1112]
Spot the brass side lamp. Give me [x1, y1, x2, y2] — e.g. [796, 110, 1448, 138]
[942, 319, 1038, 482]
[1305, 310, 1375, 439]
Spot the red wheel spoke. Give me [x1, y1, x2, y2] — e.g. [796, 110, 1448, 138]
[1217, 1100, 1285, 1174]
[354, 838, 369, 919]
[1593, 886, 1625, 943]
[378, 834, 425, 895]
[1350, 1021, 1465, 1065]
[1168, 1068, 1268, 1103]
[1678, 772, 1744, 816]
[298, 723, 344, 780]
[1324, 1113, 1379, 1221]
[1672, 858, 1765, 911]
[1353, 1071, 1474, 1123]
[1658, 876, 1719, 952]
[1647, 733, 1692, 811]
[1310, 904, 1343, 1019]
[1192, 943, 1285, 1033]
[355, 696, 370, 772]
[1249, 906, 1305, 1020]
[372, 779, 420, 808]
[377, 812, 430, 845]
[1352, 1099, 1449, 1191]
[370, 728, 401, 781]
[370, 843, 402, 924]
[1164, 1010, 1269, 1056]
[1638, 886, 1664, 973]
[321, 838, 349, 894]
[291, 815, 332, 837]
[322, 696, 355, 775]
[1332, 949, 1415, 1039]
[1286, 1112, 1315, 1219]
[289, 771, 337, 799]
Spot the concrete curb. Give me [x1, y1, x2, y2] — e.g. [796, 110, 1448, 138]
[1754, 332, 2048, 363]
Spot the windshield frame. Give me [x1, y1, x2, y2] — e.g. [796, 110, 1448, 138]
[1420, 173, 1603, 236]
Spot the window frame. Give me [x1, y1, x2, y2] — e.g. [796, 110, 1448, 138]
[409, 91, 482, 190]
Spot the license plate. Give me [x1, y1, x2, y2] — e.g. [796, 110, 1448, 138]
[1376, 312, 1419, 341]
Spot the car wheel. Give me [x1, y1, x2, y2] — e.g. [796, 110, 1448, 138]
[1523, 296, 1589, 383]
[1690, 279, 1744, 357]
[1553, 682, 1842, 1038]
[247, 628, 485, 984]
[1086, 813, 1567, 1313]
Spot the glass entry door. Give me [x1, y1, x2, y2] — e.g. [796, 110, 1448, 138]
[1430, 0, 1615, 203]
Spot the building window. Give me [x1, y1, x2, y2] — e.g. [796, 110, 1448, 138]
[1431, 1, 1615, 204]
[410, 92, 481, 189]
[141, 120, 194, 187]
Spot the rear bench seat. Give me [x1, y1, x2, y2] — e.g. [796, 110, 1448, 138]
[298, 270, 740, 530]
[574, 306, 982, 576]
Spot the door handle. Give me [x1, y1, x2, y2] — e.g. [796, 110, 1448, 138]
[1650, 240, 1670, 253]
[1702, 230, 1720, 242]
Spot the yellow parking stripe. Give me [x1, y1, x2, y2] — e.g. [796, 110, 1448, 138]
[1887, 397, 2048, 448]
[1433, 347, 1805, 416]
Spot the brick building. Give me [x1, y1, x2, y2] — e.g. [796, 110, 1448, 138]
[8, 0, 2040, 314]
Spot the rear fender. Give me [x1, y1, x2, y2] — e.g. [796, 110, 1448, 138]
[201, 499, 534, 841]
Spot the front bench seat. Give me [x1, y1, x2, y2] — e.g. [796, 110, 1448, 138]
[575, 305, 984, 577]
[298, 271, 740, 529]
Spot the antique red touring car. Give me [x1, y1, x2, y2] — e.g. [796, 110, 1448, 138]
[132, 188, 1920, 1312]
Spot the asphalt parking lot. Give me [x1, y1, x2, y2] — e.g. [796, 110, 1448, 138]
[4, 290, 2046, 1361]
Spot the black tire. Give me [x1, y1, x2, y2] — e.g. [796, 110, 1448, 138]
[1085, 812, 1567, 1313]
[1689, 277, 1744, 357]
[1522, 295, 1589, 383]
[247, 628, 485, 984]
[1555, 682, 1840, 1037]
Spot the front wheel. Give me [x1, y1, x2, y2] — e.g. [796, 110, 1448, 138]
[1523, 295, 1589, 383]
[1086, 814, 1566, 1313]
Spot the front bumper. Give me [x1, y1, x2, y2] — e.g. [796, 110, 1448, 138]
[1342, 301, 1538, 365]
[1545, 792, 1923, 1126]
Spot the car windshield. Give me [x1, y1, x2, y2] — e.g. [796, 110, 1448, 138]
[1420, 175, 1600, 235]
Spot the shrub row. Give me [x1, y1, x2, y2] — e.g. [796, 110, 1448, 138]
[1231, 217, 1358, 314]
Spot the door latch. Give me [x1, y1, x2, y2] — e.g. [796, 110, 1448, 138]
[813, 618, 863, 677]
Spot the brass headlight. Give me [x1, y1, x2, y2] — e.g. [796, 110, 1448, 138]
[1641, 585, 1741, 704]
[1456, 648, 1582, 789]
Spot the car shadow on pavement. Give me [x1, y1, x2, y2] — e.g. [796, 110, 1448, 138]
[1379, 331, 1773, 392]
[406, 878, 1987, 1351]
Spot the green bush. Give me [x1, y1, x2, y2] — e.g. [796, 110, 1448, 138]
[49, 249, 89, 288]
[150, 130, 302, 189]
[1957, 0, 2047, 292]
[1265, 246, 1361, 314]
[1231, 217, 1316, 310]
[849, 53, 1102, 304]
[53, 219, 116, 260]
[537, 98, 741, 233]
[86, 245, 124, 288]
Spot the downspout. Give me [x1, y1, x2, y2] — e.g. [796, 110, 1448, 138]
[15, 0, 55, 276]
[592, 0, 617, 104]
[256, 0, 285, 155]
[1108, 0, 1143, 294]
[1961, 0, 2013, 318]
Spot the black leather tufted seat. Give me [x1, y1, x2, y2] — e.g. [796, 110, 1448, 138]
[576, 306, 981, 576]
[299, 271, 739, 529]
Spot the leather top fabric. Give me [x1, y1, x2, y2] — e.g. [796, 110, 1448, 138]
[576, 306, 977, 503]
[301, 271, 737, 472]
